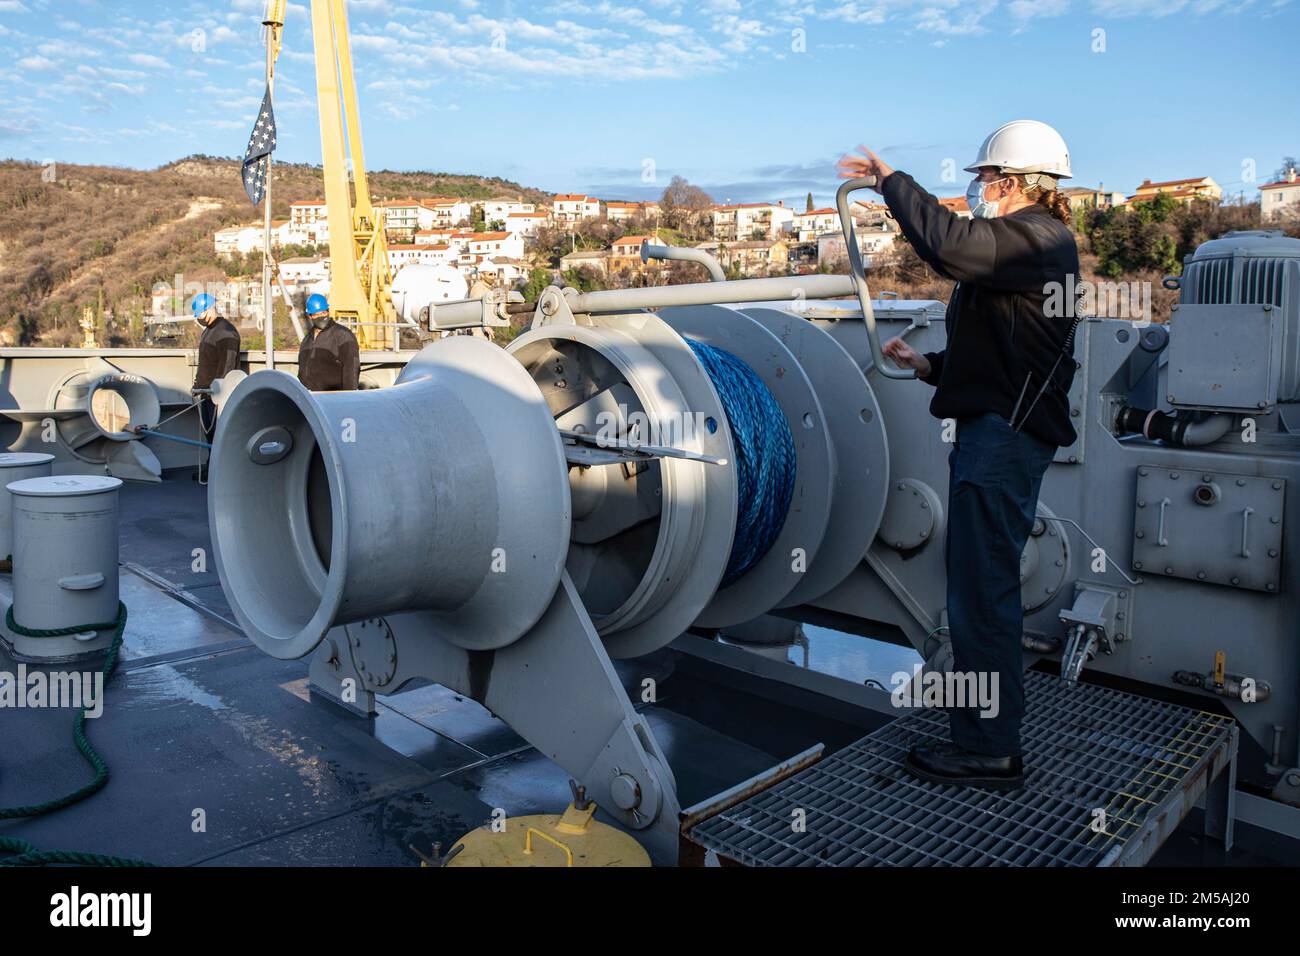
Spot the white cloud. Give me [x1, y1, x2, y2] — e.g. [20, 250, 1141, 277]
[128, 53, 171, 69]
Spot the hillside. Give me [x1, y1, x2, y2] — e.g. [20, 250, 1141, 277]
[0, 156, 552, 346]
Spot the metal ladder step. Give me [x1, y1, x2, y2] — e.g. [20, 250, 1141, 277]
[684, 671, 1238, 866]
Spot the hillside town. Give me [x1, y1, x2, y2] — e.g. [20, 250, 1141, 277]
[198, 167, 1300, 324]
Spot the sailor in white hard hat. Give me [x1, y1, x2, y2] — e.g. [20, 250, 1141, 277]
[838, 121, 1081, 791]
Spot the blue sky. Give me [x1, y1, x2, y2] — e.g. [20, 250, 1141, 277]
[1, 0, 1296, 207]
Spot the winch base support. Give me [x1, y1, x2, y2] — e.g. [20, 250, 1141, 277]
[307, 573, 682, 864]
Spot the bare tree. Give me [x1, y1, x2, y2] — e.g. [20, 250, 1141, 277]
[660, 176, 713, 235]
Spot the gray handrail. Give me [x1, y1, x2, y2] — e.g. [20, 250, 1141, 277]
[641, 242, 726, 283]
[836, 177, 915, 379]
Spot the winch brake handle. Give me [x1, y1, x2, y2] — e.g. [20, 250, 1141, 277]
[836, 177, 916, 380]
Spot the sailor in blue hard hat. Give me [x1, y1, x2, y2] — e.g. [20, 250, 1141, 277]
[191, 293, 240, 390]
[297, 293, 359, 392]
[192, 292, 219, 325]
[305, 293, 330, 327]
[190, 292, 241, 481]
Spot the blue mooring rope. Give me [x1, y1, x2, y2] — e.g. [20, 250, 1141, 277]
[686, 339, 796, 588]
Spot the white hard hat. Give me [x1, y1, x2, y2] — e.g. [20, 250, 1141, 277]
[964, 119, 1072, 179]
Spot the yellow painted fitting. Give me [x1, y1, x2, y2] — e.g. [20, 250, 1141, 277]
[444, 803, 651, 868]
[524, 827, 573, 866]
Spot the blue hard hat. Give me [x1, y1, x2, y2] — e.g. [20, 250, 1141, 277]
[191, 293, 217, 316]
[305, 294, 329, 315]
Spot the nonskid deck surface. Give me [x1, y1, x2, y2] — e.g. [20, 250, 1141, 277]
[0, 474, 1290, 867]
[686, 671, 1238, 866]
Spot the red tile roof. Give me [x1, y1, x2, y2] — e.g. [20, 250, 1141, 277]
[1135, 177, 1214, 191]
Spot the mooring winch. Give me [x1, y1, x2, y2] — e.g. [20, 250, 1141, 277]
[208, 209, 902, 861]
[208, 195, 1300, 859]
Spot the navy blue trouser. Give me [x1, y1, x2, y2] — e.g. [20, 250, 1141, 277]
[944, 412, 1056, 757]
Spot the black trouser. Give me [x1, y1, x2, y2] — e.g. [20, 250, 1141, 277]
[197, 395, 216, 481]
[944, 412, 1056, 757]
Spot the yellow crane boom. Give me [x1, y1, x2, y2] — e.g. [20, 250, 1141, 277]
[310, 0, 397, 350]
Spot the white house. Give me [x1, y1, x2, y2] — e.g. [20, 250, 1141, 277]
[553, 194, 602, 223]
[214, 225, 262, 257]
[422, 198, 474, 229]
[215, 221, 316, 258]
[375, 198, 425, 238]
[478, 257, 527, 284]
[415, 229, 449, 245]
[560, 249, 609, 274]
[713, 202, 795, 242]
[483, 199, 536, 225]
[388, 243, 459, 271]
[606, 201, 660, 223]
[504, 211, 548, 238]
[793, 208, 840, 242]
[1261, 167, 1300, 222]
[290, 200, 328, 228]
[279, 257, 331, 285]
[817, 227, 897, 269]
[464, 231, 525, 261]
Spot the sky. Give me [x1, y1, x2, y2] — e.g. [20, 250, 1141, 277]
[0, 0, 1297, 208]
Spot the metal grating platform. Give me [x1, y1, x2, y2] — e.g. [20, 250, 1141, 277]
[686, 671, 1238, 866]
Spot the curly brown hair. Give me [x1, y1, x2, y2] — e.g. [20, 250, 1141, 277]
[1010, 173, 1073, 226]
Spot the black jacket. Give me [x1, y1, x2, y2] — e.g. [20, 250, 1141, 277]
[881, 171, 1080, 448]
[298, 321, 360, 392]
[194, 316, 241, 390]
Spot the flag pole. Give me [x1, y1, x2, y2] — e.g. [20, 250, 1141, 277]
[261, 4, 282, 371]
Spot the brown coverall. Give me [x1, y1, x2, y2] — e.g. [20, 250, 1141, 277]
[194, 316, 241, 390]
[194, 316, 241, 479]
[297, 321, 360, 391]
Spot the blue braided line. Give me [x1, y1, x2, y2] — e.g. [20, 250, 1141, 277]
[687, 338, 796, 588]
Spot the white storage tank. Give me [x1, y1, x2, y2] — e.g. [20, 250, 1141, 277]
[0, 452, 55, 565]
[7, 475, 123, 632]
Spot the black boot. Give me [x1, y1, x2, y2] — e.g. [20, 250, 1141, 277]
[905, 742, 1024, 791]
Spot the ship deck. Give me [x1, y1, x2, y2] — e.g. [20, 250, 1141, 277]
[0, 472, 1295, 867]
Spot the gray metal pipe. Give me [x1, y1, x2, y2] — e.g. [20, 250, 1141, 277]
[641, 242, 726, 282]
[565, 273, 856, 314]
[1116, 406, 1235, 447]
[431, 269, 856, 328]
[1180, 413, 1235, 446]
[837, 177, 915, 380]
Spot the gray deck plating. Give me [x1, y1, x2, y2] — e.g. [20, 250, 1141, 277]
[686, 671, 1238, 866]
[0, 475, 865, 866]
[0, 476, 1284, 867]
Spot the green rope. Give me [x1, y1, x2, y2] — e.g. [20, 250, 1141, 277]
[0, 601, 153, 867]
[0, 836, 153, 868]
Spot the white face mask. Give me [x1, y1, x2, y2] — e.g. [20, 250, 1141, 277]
[966, 176, 1009, 219]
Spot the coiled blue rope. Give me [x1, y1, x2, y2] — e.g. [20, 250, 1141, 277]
[687, 339, 796, 587]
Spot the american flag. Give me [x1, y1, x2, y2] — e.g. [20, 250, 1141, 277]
[241, 84, 277, 206]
